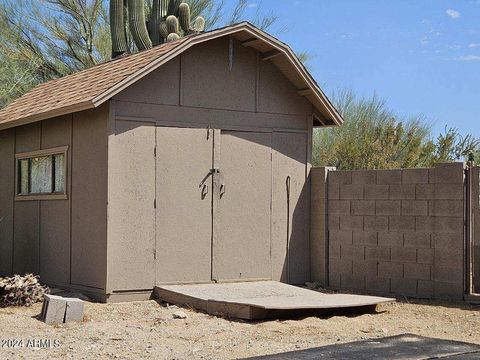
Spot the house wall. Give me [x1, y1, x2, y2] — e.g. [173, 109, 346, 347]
[0, 128, 15, 276]
[0, 105, 109, 295]
[70, 106, 109, 291]
[311, 163, 465, 300]
[106, 118, 156, 292]
[108, 37, 313, 292]
[114, 37, 312, 129]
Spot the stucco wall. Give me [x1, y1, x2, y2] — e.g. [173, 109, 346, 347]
[113, 37, 312, 129]
[311, 163, 465, 300]
[106, 119, 156, 291]
[0, 105, 109, 294]
[108, 37, 313, 291]
[71, 106, 109, 290]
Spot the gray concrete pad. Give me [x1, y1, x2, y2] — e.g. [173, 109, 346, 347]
[244, 334, 480, 359]
[155, 281, 394, 320]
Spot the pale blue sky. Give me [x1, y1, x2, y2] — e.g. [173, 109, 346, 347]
[227, 0, 480, 137]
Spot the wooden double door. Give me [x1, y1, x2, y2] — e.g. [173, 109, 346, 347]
[155, 127, 272, 283]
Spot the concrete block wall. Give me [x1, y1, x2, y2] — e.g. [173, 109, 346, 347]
[310, 167, 334, 285]
[311, 162, 465, 300]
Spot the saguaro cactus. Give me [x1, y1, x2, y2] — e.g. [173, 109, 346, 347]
[128, 0, 152, 51]
[110, 0, 128, 57]
[159, 20, 169, 39]
[110, 0, 206, 58]
[167, 0, 181, 16]
[149, 0, 168, 46]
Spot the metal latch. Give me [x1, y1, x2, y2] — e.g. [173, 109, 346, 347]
[199, 168, 219, 187]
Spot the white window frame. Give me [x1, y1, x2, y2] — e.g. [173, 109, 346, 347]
[15, 146, 69, 201]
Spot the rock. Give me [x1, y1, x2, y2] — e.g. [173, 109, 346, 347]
[40, 294, 84, 325]
[41, 295, 67, 325]
[172, 310, 187, 319]
[65, 298, 84, 323]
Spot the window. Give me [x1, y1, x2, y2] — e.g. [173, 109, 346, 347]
[16, 147, 68, 199]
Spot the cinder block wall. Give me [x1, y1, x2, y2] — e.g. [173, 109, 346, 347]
[311, 163, 465, 300]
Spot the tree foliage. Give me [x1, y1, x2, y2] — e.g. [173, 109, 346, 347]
[313, 91, 480, 169]
[0, 0, 110, 106]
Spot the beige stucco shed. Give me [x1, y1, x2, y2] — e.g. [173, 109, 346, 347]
[0, 22, 342, 302]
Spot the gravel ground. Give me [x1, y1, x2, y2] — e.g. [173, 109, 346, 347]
[0, 298, 479, 359]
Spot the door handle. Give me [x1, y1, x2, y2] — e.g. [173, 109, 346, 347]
[219, 184, 226, 198]
[201, 184, 209, 199]
[199, 168, 219, 188]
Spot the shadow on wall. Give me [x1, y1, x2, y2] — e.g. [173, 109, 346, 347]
[279, 179, 309, 284]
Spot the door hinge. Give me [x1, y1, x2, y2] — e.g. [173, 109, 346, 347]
[154, 146, 157, 157]
[153, 249, 157, 260]
[154, 199, 157, 208]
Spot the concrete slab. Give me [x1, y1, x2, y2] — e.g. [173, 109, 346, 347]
[243, 334, 480, 359]
[155, 281, 394, 320]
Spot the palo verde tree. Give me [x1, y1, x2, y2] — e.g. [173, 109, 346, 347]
[314, 91, 480, 170]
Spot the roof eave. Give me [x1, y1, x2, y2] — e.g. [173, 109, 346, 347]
[0, 101, 94, 131]
[238, 23, 343, 126]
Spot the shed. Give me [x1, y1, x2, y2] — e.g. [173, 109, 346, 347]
[0, 22, 342, 302]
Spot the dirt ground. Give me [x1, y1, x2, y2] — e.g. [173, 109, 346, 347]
[0, 297, 479, 360]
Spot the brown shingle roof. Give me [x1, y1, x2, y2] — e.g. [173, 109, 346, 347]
[0, 37, 187, 126]
[0, 22, 343, 129]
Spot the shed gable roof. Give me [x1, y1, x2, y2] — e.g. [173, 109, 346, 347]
[0, 22, 343, 130]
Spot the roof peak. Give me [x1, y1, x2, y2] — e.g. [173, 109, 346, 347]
[0, 22, 342, 129]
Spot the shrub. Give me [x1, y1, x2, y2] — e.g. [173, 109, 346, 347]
[0, 274, 49, 307]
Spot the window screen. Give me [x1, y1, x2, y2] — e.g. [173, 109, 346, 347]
[17, 153, 66, 196]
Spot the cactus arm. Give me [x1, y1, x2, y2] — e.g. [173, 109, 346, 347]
[167, 0, 181, 16]
[193, 16, 205, 33]
[110, 0, 129, 58]
[159, 20, 169, 39]
[149, 0, 169, 45]
[167, 33, 180, 42]
[166, 15, 179, 34]
[128, 0, 153, 51]
[149, 0, 162, 45]
[178, 3, 190, 34]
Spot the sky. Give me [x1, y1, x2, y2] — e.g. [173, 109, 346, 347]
[227, 0, 480, 137]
